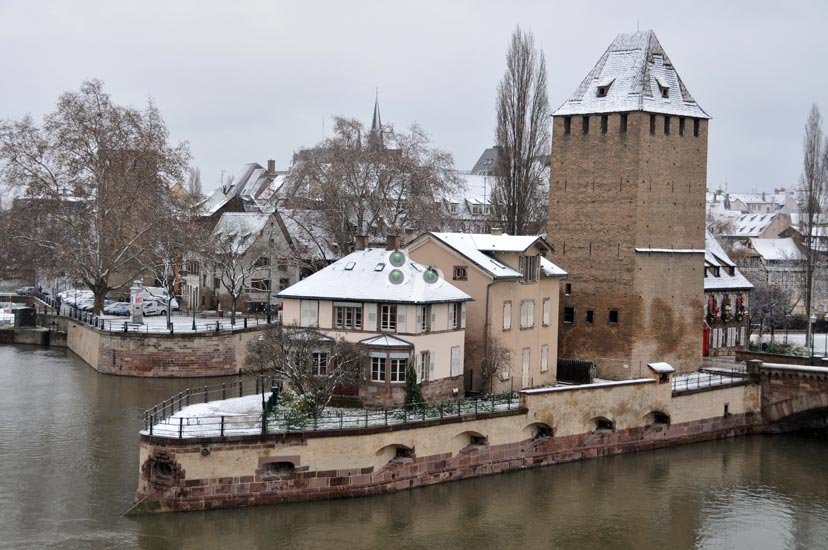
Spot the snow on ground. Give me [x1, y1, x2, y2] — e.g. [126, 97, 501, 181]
[144, 392, 520, 439]
[752, 332, 828, 357]
[88, 312, 272, 334]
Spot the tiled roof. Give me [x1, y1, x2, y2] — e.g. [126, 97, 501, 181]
[705, 232, 753, 291]
[553, 30, 709, 119]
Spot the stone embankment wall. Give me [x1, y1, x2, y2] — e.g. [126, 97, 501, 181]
[134, 376, 761, 512]
[736, 349, 827, 367]
[0, 327, 65, 347]
[66, 321, 267, 377]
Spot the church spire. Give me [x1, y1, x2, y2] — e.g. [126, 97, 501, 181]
[371, 88, 382, 136]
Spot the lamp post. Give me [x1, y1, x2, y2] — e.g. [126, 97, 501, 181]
[809, 314, 817, 358]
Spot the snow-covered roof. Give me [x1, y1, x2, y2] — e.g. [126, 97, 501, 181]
[201, 187, 231, 216]
[720, 212, 785, 238]
[553, 30, 709, 119]
[705, 232, 753, 291]
[422, 232, 566, 279]
[212, 212, 273, 254]
[749, 238, 804, 262]
[276, 208, 339, 260]
[277, 248, 472, 304]
[359, 334, 413, 348]
[647, 362, 675, 374]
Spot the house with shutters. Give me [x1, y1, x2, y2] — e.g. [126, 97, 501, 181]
[406, 232, 567, 394]
[277, 237, 471, 406]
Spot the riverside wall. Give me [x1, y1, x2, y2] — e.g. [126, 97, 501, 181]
[66, 321, 267, 377]
[134, 376, 762, 513]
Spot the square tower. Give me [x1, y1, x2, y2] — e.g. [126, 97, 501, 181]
[547, 30, 709, 379]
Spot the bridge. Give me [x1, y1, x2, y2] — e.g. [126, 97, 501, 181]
[751, 361, 828, 433]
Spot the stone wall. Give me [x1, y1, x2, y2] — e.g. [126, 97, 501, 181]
[134, 374, 764, 513]
[66, 321, 268, 377]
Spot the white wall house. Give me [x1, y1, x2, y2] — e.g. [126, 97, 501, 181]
[278, 243, 472, 406]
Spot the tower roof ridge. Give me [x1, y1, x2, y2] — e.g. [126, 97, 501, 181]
[553, 30, 709, 119]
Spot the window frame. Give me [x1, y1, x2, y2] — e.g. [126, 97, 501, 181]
[312, 351, 329, 376]
[608, 308, 620, 325]
[380, 304, 398, 331]
[371, 356, 387, 382]
[453, 266, 468, 281]
[334, 303, 363, 330]
[520, 300, 536, 330]
[563, 306, 575, 325]
[389, 357, 407, 383]
[503, 301, 512, 331]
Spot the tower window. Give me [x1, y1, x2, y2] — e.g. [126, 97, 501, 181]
[601, 115, 608, 134]
[563, 117, 571, 135]
[582, 116, 589, 134]
[608, 309, 619, 325]
[693, 119, 700, 137]
[664, 116, 670, 135]
[586, 309, 594, 324]
[649, 114, 656, 135]
[597, 86, 609, 97]
[660, 86, 669, 98]
[679, 117, 686, 136]
[620, 113, 628, 133]
[563, 306, 575, 324]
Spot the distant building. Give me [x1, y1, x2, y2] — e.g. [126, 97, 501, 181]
[278, 237, 471, 406]
[733, 237, 806, 315]
[548, 30, 709, 379]
[704, 233, 753, 356]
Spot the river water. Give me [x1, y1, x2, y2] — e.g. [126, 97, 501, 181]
[2, 344, 828, 550]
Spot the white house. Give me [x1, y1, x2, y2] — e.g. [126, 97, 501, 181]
[277, 238, 472, 406]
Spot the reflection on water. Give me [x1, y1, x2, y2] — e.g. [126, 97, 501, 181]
[1, 344, 827, 550]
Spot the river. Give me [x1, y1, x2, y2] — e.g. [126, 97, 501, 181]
[1, 344, 827, 550]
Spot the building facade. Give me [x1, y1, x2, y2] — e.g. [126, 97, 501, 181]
[704, 233, 753, 355]
[547, 30, 709, 379]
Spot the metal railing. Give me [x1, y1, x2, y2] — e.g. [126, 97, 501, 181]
[34, 292, 272, 334]
[671, 369, 750, 394]
[143, 389, 522, 439]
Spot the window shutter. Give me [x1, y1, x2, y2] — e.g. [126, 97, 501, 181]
[416, 307, 424, 334]
[460, 303, 466, 328]
[503, 302, 511, 330]
[366, 303, 377, 331]
[448, 303, 455, 329]
[431, 309, 437, 329]
[416, 353, 423, 383]
[543, 298, 551, 326]
[396, 305, 406, 333]
[541, 345, 549, 373]
[428, 352, 435, 381]
[450, 346, 461, 377]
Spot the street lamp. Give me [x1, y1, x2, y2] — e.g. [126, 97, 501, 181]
[809, 314, 817, 358]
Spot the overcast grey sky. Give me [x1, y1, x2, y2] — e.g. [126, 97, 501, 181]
[1, 0, 826, 194]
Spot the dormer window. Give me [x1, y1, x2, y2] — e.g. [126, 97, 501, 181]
[656, 77, 670, 98]
[596, 78, 614, 98]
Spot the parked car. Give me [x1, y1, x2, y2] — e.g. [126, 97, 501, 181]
[140, 299, 168, 316]
[15, 287, 35, 295]
[104, 302, 131, 316]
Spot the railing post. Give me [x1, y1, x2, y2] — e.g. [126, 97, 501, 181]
[204, 385, 208, 403]
[222, 383, 226, 400]
[474, 398, 478, 414]
[403, 407, 407, 423]
[339, 412, 343, 429]
[255, 377, 260, 395]
[385, 408, 388, 425]
[239, 380, 243, 397]
[491, 394, 495, 412]
[262, 411, 267, 435]
[149, 415, 153, 436]
[365, 411, 369, 428]
[179, 417, 184, 439]
[220, 416, 225, 437]
[457, 400, 461, 417]
[185, 388, 190, 407]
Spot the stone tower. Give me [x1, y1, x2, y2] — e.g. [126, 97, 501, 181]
[547, 30, 709, 379]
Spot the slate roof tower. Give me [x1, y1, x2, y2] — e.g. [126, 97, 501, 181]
[547, 30, 709, 378]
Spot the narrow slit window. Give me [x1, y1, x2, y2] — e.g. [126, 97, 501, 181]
[582, 116, 589, 134]
[664, 116, 670, 135]
[679, 117, 685, 136]
[693, 119, 700, 137]
[620, 113, 627, 133]
[649, 114, 656, 135]
[601, 115, 608, 134]
[563, 117, 571, 135]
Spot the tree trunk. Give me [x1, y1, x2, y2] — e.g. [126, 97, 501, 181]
[92, 281, 108, 315]
[231, 297, 237, 326]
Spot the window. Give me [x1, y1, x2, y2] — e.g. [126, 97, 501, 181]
[374, 263, 385, 272]
[250, 278, 271, 292]
[417, 351, 430, 382]
[649, 114, 656, 135]
[519, 255, 539, 283]
[253, 256, 269, 268]
[371, 356, 386, 382]
[312, 352, 329, 376]
[679, 117, 685, 136]
[564, 283, 572, 296]
[448, 202, 459, 214]
[597, 85, 609, 97]
[582, 116, 589, 134]
[500, 352, 511, 380]
[344, 262, 356, 271]
[450, 346, 461, 377]
[541, 345, 549, 373]
[664, 116, 670, 135]
[660, 85, 669, 98]
[380, 304, 397, 331]
[520, 300, 535, 329]
[334, 304, 363, 330]
[620, 113, 628, 133]
[563, 117, 571, 135]
[390, 358, 406, 383]
[608, 309, 619, 325]
[693, 119, 700, 137]
[453, 266, 468, 280]
[416, 305, 431, 333]
[601, 115, 608, 134]
[213, 276, 220, 290]
[563, 306, 575, 324]
[279, 278, 290, 291]
[449, 302, 462, 329]
[542, 298, 551, 326]
[503, 302, 512, 331]
[300, 300, 318, 327]
[586, 309, 594, 324]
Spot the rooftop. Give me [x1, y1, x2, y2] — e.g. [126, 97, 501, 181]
[705, 232, 753, 291]
[553, 30, 709, 119]
[277, 248, 472, 304]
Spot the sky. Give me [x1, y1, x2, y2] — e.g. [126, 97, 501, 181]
[1, 0, 827, 194]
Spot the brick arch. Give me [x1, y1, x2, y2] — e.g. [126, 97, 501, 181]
[762, 393, 828, 425]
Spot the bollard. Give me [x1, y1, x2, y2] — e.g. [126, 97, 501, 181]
[221, 383, 226, 400]
[123, 322, 128, 333]
[215, 321, 220, 332]
[220, 416, 225, 437]
[179, 417, 184, 439]
[244, 317, 248, 329]
[203, 385, 208, 403]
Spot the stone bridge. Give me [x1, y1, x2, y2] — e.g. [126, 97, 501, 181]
[752, 361, 828, 432]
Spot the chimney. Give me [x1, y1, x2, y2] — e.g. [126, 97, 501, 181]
[267, 159, 276, 174]
[386, 234, 401, 251]
[354, 235, 367, 251]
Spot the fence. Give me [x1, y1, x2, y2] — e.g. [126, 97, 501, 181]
[671, 369, 750, 394]
[34, 292, 272, 334]
[143, 384, 521, 439]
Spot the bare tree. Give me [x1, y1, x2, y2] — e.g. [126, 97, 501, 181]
[207, 231, 264, 325]
[799, 104, 828, 345]
[466, 331, 510, 394]
[187, 166, 203, 197]
[246, 324, 363, 416]
[750, 282, 798, 348]
[286, 117, 459, 251]
[0, 80, 190, 313]
[492, 26, 550, 235]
